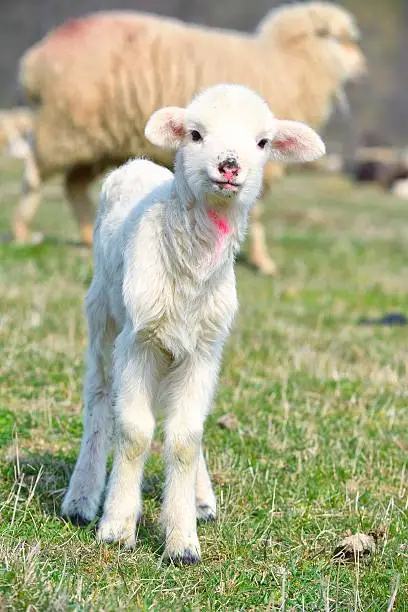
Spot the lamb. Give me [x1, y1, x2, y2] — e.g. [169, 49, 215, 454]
[14, 2, 364, 274]
[61, 84, 325, 564]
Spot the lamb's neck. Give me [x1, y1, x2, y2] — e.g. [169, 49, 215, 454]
[161, 181, 249, 281]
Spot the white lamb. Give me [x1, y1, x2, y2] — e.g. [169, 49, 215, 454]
[61, 84, 325, 565]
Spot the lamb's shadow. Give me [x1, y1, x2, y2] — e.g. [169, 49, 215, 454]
[13, 452, 165, 555]
[13, 453, 75, 518]
[41, 236, 88, 249]
[235, 251, 262, 272]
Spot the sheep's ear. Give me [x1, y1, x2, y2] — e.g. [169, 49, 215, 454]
[145, 107, 186, 150]
[268, 120, 325, 163]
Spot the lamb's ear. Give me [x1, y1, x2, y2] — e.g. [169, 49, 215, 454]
[144, 107, 186, 150]
[268, 120, 325, 163]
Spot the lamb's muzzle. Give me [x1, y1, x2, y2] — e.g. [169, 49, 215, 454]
[61, 83, 325, 565]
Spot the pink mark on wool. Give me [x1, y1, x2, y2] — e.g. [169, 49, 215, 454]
[207, 209, 231, 237]
[45, 16, 99, 52]
[51, 17, 93, 41]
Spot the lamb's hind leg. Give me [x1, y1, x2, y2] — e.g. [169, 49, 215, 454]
[62, 292, 114, 524]
[65, 165, 96, 246]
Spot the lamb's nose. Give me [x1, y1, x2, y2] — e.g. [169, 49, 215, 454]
[218, 157, 240, 180]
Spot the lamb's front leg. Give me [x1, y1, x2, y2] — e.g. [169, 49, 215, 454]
[97, 337, 157, 549]
[162, 351, 220, 565]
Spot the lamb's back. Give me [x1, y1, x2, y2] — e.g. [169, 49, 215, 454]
[96, 158, 172, 279]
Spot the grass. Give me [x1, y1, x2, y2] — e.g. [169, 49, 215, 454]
[0, 157, 407, 610]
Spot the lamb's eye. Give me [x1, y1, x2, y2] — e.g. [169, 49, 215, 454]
[257, 138, 269, 150]
[191, 130, 202, 142]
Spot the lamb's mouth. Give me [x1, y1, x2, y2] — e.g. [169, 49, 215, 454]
[211, 180, 241, 193]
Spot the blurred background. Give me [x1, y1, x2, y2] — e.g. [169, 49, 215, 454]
[0, 0, 407, 148]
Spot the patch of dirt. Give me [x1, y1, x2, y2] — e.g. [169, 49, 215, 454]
[217, 413, 239, 430]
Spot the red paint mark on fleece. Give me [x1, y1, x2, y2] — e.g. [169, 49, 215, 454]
[45, 15, 100, 53]
[207, 209, 231, 236]
[51, 17, 93, 41]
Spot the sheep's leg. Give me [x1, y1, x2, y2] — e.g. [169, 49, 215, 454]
[162, 353, 220, 565]
[13, 156, 43, 244]
[248, 201, 278, 276]
[264, 161, 285, 186]
[97, 335, 157, 549]
[248, 161, 285, 276]
[196, 447, 217, 521]
[65, 166, 95, 246]
[62, 291, 114, 523]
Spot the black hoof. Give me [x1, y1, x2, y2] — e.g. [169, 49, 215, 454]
[168, 550, 201, 566]
[197, 504, 216, 521]
[62, 513, 91, 527]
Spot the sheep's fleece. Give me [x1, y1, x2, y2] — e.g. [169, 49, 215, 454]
[21, 2, 363, 175]
[14, 1, 364, 273]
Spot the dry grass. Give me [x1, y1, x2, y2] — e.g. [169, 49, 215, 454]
[0, 158, 407, 609]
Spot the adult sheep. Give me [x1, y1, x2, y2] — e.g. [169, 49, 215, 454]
[15, 1, 365, 274]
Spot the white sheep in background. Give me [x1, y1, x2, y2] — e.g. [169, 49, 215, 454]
[15, 1, 364, 275]
[61, 84, 325, 564]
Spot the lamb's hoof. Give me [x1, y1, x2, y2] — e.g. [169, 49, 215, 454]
[62, 512, 91, 527]
[196, 504, 216, 521]
[96, 518, 136, 549]
[61, 493, 100, 526]
[165, 535, 201, 566]
[166, 549, 201, 566]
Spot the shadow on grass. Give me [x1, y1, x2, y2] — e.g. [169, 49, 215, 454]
[235, 251, 263, 272]
[11, 452, 164, 554]
[0, 232, 88, 249]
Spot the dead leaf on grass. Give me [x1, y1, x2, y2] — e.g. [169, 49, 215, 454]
[217, 413, 239, 430]
[332, 526, 386, 563]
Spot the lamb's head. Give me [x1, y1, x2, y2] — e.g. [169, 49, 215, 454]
[145, 84, 325, 206]
[260, 2, 366, 85]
